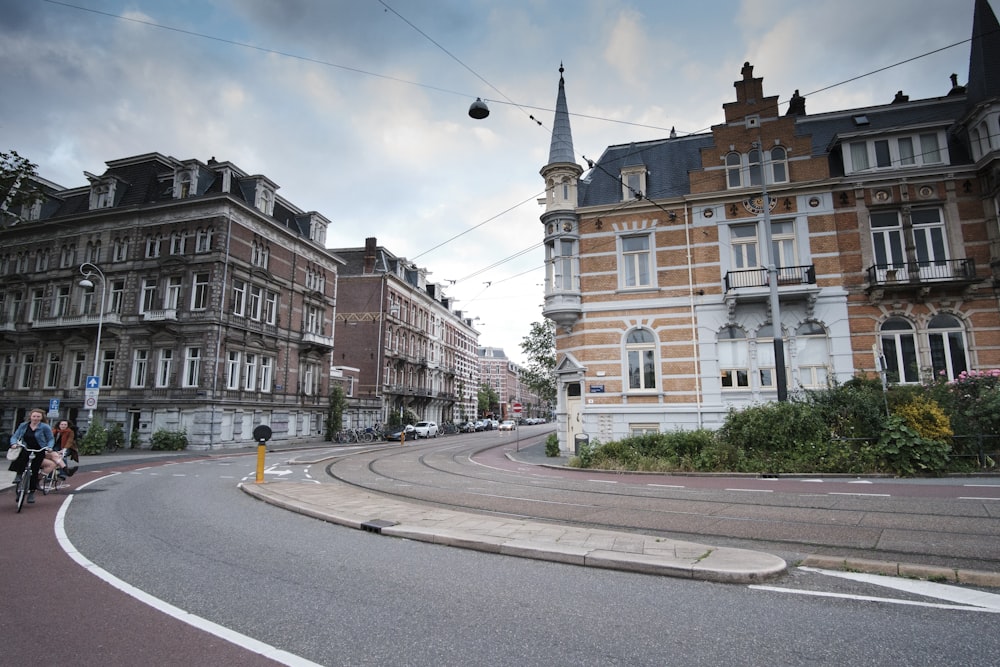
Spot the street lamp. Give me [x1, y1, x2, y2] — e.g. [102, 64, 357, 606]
[79, 262, 106, 425]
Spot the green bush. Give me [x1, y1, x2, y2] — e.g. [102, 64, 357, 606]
[150, 429, 188, 451]
[892, 395, 952, 443]
[875, 415, 950, 476]
[717, 401, 830, 472]
[545, 433, 560, 457]
[78, 419, 108, 455]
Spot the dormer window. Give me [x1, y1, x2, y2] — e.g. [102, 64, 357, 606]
[255, 183, 275, 215]
[621, 167, 646, 201]
[175, 170, 193, 198]
[845, 130, 947, 174]
[89, 180, 116, 210]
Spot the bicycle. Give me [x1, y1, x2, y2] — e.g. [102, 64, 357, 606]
[12, 445, 46, 513]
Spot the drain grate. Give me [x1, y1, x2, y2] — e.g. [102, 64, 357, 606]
[360, 519, 398, 534]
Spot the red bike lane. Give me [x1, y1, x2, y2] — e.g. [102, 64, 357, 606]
[0, 470, 287, 667]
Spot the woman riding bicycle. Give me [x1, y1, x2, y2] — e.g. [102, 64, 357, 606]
[9, 408, 55, 504]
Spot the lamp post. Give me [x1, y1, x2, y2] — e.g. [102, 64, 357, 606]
[79, 262, 106, 426]
[754, 140, 788, 401]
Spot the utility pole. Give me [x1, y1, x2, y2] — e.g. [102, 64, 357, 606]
[756, 139, 788, 401]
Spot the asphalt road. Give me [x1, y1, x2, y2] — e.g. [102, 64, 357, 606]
[325, 429, 1000, 574]
[2, 438, 999, 666]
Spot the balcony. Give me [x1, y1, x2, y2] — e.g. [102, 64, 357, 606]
[32, 312, 123, 329]
[724, 265, 818, 304]
[866, 259, 978, 300]
[300, 331, 335, 349]
[142, 308, 177, 322]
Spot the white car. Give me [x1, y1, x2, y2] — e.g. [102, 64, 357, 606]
[413, 421, 439, 438]
[499, 420, 517, 431]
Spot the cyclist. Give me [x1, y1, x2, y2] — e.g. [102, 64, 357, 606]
[52, 419, 79, 479]
[9, 408, 55, 504]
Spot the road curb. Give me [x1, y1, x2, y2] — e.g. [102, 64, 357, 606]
[800, 555, 1000, 588]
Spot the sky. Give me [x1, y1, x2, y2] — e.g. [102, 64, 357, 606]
[0, 0, 981, 364]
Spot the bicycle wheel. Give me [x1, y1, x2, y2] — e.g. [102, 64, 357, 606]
[40, 472, 50, 495]
[15, 471, 30, 512]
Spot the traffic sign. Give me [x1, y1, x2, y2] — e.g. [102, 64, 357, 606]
[84, 396, 98, 409]
[86, 375, 101, 389]
[512, 402, 523, 414]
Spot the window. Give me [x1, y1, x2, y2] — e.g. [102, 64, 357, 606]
[928, 314, 968, 381]
[86, 241, 101, 264]
[756, 325, 788, 389]
[183, 347, 201, 387]
[54, 286, 70, 317]
[748, 148, 762, 187]
[113, 238, 128, 262]
[303, 362, 317, 395]
[263, 291, 278, 325]
[251, 241, 269, 268]
[232, 280, 246, 316]
[195, 228, 213, 253]
[795, 322, 830, 388]
[170, 232, 187, 255]
[0, 354, 13, 390]
[35, 249, 49, 272]
[879, 318, 919, 384]
[845, 131, 947, 173]
[620, 234, 652, 288]
[769, 146, 788, 183]
[244, 353, 257, 391]
[629, 424, 659, 436]
[100, 350, 115, 387]
[19, 352, 35, 389]
[226, 351, 241, 390]
[156, 349, 173, 388]
[771, 220, 796, 267]
[145, 235, 162, 259]
[165, 276, 182, 310]
[911, 208, 949, 278]
[44, 353, 61, 389]
[731, 224, 759, 269]
[191, 273, 210, 310]
[305, 305, 322, 334]
[72, 351, 86, 388]
[110, 280, 125, 314]
[260, 357, 274, 393]
[140, 278, 158, 314]
[29, 289, 43, 322]
[248, 285, 262, 320]
[625, 328, 657, 391]
[176, 172, 192, 198]
[871, 211, 906, 278]
[719, 326, 749, 389]
[621, 168, 646, 200]
[131, 349, 148, 388]
[60, 245, 75, 268]
[726, 152, 742, 188]
[547, 238, 577, 292]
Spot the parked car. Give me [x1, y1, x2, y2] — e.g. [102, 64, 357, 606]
[476, 419, 491, 431]
[499, 420, 517, 431]
[459, 421, 477, 433]
[385, 424, 415, 441]
[413, 421, 439, 438]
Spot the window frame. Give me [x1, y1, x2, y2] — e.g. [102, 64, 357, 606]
[624, 328, 658, 392]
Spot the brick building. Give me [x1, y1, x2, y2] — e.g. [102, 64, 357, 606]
[477, 346, 544, 420]
[0, 153, 340, 448]
[333, 238, 480, 427]
[541, 1, 1000, 452]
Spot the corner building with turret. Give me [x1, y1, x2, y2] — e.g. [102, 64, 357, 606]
[541, 1, 1000, 453]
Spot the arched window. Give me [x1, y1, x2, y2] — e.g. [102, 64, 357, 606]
[756, 325, 789, 389]
[719, 326, 749, 389]
[770, 146, 788, 183]
[928, 314, 968, 380]
[726, 152, 742, 188]
[879, 317, 919, 384]
[748, 148, 762, 186]
[795, 322, 829, 388]
[625, 328, 657, 390]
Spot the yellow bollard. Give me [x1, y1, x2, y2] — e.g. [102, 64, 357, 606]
[255, 442, 266, 483]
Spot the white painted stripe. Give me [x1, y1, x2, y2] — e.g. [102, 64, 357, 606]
[55, 474, 322, 667]
[725, 488, 773, 493]
[801, 479, 824, 483]
[799, 566, 1000, 610]
[749, 585, 1000, 613]
[848, 480, 873, 484]
[648, 484, 685, 489]
[958, 497, 1000, 501]
[588, 479, 618, 484]
[964, 484, 1000, 487]
[828, 492, 890, 497]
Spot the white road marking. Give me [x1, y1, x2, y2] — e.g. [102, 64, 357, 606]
[648, 484, 685, 489]
[828, 492, 890, 497]
[55, 474, 322, 666]
[749, 585, 1000, 613]
[848, 480, 874, 484]
[959, 497, 1000, 501]
[588, 479, 618, 484]
[725, 488, 773, 493]
[799, 566, 1000, 610]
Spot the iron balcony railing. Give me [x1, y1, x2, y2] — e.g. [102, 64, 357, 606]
[866, 258, 976, 286]
[724, 265, 816, 291]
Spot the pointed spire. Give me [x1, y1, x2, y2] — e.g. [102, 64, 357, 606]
[547, 63, 577, 166]
[967, 0, 1000, 107]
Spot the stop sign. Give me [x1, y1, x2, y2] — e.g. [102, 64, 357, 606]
[512, 402, 522, 414]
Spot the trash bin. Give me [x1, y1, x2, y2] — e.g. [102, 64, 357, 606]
[574, 433, 589, 456]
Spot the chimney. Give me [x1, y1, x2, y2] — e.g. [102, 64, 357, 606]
[785, 89, 806, 116]
[363, 237, 377, 274]
[892, 90, 909, 104]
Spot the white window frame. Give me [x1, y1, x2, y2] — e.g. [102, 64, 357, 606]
[625, 328, 658, 392]
[621, 167, 646, 201]
[131, 349, 148, 388]
[619, 234, 653, 289]
[191, 273, 210, 310]
[183, 347, 201, 388]
[719, 326, 750, 390]
[44, 352, 61, 389]
[844, 130, 949, 174]
[156, 349, 173, 388]
[226, 351, 241, 390]
[260, 356, 273, 393]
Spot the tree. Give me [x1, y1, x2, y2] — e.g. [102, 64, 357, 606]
[519, 320, 556, 404]
[0, 150, 45, 229]
[477, 383, 500, 416]
[325, 385, 347, 441]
